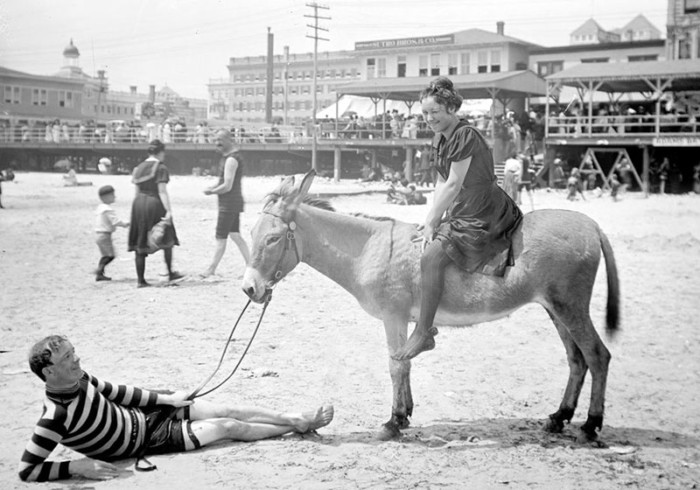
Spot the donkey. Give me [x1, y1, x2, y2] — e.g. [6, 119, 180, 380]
[242, 170, 620, 442]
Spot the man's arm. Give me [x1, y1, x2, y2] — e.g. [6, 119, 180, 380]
[19, 414, 119, 482]
[204, 157, 238, 195]
[86, 372, 192, 408]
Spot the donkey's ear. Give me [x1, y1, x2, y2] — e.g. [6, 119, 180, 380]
[277, 175, 296, 197]
[296, 170, 316, 199]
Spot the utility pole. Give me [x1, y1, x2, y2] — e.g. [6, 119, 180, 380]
[305, 2, 329, 172]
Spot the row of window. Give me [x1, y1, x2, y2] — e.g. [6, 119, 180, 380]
[366, 50, 502, 79]
[536, 54, 660, 76]
[211, 99, 334, 113]
[211, 84, 342, 100]
[94, 104, 135, 116]
[233, 68, 359, 83]
[2, 86, 75, 108]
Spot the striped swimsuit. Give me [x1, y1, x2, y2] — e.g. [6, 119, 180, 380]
[19, 371, 160, 482]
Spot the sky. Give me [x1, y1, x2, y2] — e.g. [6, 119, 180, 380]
[0, 0, 668, 99]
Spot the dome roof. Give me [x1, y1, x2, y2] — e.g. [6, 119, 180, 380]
[63, 39, 80, 57]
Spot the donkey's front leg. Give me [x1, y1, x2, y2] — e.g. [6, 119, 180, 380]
[379, 313, 413, 440]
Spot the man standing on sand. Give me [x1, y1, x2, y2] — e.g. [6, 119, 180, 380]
[19, 335, 334, 482]
[201, 129, 250, 278]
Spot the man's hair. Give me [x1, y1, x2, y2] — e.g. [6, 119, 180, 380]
[216, 128, 232, 139]
[28, 335, 67, 381]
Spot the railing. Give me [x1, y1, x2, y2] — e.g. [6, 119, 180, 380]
[546, 113, 699, 138]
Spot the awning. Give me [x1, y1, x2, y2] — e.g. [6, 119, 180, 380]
[545, 59, 700, 93]
[335, 70, 547, 101]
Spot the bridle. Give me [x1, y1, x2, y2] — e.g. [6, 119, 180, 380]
[262, 210, 302, 290]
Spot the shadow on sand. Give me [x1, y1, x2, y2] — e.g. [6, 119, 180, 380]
[317, 417, 700, 451]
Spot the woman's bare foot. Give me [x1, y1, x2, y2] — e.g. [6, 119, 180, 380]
[293, 405, 334, 433]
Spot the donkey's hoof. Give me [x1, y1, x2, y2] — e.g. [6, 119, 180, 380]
[377, 423, 401, 441]
[576, 430, 607, 447]
[544, 416, 564, 434]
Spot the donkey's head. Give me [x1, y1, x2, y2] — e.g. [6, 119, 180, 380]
[242, 170, 316, 302]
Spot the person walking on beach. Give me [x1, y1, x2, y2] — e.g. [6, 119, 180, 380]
[392, 77, 523, 360]
[18, 334, 334, 482]
[201, 129, 250, 278]
[128, 139, 184, 288]
[94, 185, 129, 281]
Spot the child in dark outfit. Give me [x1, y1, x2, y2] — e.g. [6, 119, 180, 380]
[94, 185, 129, 281]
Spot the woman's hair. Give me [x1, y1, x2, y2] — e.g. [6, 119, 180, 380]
[147, 139, 166, 155]
[419, 77, 463, 112]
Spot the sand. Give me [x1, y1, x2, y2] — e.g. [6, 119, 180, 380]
[1, 172, 699, 489]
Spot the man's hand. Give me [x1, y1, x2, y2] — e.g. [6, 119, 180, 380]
[158, 390, 194, 407]
[69, 458, 119, 480]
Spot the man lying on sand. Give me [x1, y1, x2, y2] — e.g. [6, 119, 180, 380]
[19, 335, 334, 482]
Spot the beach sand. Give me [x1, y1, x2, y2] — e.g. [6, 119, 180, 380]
[1, 172, 699, 489]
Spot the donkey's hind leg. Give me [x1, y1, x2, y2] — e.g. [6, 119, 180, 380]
[544, 309, 588, 434]
[549, 304, 611, 441]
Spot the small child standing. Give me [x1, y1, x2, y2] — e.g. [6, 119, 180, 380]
[95, 185, 129, 281]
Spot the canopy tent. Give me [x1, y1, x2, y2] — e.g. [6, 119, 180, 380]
[316, 95, 421, 120]
[545, 59, 700, 94]
[316, 95, 493, 120]
[334, 70, 547, 102]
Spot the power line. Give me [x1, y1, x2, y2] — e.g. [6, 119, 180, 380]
[304, 2, 330, 173]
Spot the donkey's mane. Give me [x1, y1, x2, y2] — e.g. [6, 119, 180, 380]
[264, 191, 395, 222]
[263, 192, 336, 212]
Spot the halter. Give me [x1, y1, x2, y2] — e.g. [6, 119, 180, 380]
[262, 210, 301, 289]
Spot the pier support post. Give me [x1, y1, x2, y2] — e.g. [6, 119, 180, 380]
[333, 147, 341, 182]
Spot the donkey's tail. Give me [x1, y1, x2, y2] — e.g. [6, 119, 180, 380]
[598, 226, 620, 337]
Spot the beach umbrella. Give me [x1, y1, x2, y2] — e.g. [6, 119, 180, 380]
[54, 159, 72, 170]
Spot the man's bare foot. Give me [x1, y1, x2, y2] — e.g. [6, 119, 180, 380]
[392, 327, 437, 360]
[198, 270, 216, 279]
[294, 405, 334, 433]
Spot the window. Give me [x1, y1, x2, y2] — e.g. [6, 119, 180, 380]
[301, 85, 310, 95]
[430, 54, 440, 76]
[31, 88, 47, 106]
[419, 55, 428, 76]
[628, 54, 658, 62]
[678, 34, 692, 59]
[537, 60, 563, 76]
[367, 58, 376, 79]
[377, 58, 386, 78]
[397, 55, 406, 78]
[685, 0, 700, 13]
[448, 53, 458, 75]
[581, 57, 609, 63]
[256, 87, 265, 96]
[490, 50, 501, 72]
[59, 91, 74, 108]
[477, 51, 488, 73]
[4, 85, 21, 104]
[460, 53, 470, 74]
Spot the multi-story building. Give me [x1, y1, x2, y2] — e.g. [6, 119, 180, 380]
[667, 0, 700, 59]
[208, 23, 537, 124]
[0, 39, 208, 129]
[208, 49, 359, 125]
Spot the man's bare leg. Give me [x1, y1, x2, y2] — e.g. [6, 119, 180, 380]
[189, 400, 334, 433]
[201, 238, 227, 277]
[229, 232, 250, 265]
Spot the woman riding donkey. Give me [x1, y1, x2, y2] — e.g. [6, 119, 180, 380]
[393, 77, 523, 360]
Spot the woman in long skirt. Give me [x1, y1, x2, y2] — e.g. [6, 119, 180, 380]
[128, 139, 184, 288]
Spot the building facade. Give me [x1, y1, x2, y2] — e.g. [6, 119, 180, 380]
[0, 39, 207, 130]
[667, 0, 700, 59]
[208, 23, 536, 125]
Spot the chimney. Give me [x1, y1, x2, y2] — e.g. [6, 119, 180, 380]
[497, 21, 505, 35]
[149, 85, 156, 103]
[130, 86, 138, 95]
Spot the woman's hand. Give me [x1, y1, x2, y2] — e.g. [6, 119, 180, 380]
[162, 212, 173, 225]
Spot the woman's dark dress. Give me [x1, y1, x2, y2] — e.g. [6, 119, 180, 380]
[433, 121, 523, 276]
[128, 158, 179, 254]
